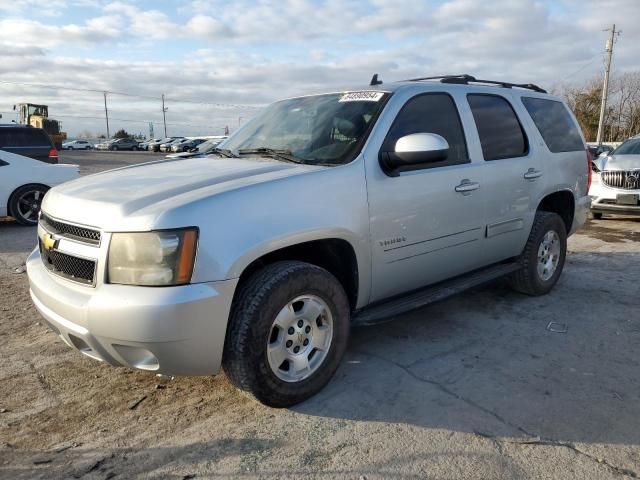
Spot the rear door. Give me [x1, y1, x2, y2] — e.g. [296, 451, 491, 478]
[365, 92, 487, 302]
[465, 93, 545, 264]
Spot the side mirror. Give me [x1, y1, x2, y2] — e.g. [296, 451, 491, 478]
[380, 133, 449, 176]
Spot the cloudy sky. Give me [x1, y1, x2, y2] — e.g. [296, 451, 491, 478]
[0, 0, 638, 137]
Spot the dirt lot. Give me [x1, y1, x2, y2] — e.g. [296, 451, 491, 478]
[1, 151, 639, 479]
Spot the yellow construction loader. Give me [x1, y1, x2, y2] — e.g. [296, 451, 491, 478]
[15, 103, 67, 149]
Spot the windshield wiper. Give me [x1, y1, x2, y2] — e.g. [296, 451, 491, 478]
[210, 147, 238, 158]
[238, 147, 304, 164]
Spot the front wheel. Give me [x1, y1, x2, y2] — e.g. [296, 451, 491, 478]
[9, 184, 49, 226]
[509, 211, 567, 296]
[223, 261, 350, 407]
[591, 212, 603, 220]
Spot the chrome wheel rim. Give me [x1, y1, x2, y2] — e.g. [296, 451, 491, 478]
[267, 294, 333, 383]
[16, 190, 43, 223]
[537, 230, 561, 281]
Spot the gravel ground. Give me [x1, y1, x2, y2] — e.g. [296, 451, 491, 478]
[1, 151, 639, 479]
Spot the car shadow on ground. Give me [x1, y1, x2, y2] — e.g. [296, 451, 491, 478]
[296, 251, 640, 447]
[0, 220, 36, 255]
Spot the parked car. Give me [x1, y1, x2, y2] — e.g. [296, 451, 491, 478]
[139, 138, 159, 150]
[589, 134, 640, 218]
[63, 140, 93, 150]
[587, 143, 613, 159]
[0, 150, 79, 225]
[109, 138, 140, 151]
[149, 137, 182, 152]
[95, 139, 115, 150]
[159, 138, 186, 152]
[170, 138, 206, 153]
[165, 138, 225, 159]
[0, 124, 58, 164]
[26, 75, 590, 407]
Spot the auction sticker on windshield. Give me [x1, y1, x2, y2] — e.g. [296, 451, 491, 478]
[339, 91, 385, 102]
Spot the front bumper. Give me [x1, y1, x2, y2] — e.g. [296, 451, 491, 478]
[27, 248, 238, 376]
[589, 177, 640, 216]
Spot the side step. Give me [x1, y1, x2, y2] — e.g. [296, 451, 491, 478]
[351, 261, 521, 326]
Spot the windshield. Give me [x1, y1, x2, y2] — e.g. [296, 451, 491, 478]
[611, 137, 640, 155]
[220, 91, 389, 165]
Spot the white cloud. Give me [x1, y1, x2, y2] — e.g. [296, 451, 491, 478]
[1, 0, 639, 136]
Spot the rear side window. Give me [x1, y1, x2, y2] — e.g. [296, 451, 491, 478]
[25, 129, 52, 147]
[467, 94, 528, 160]
[382, 93, 469, 168]
[0, 128, 51, 147]
[522, 97, 584, 152]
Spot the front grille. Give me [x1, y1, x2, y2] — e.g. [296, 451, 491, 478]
[600, 170, 640, 190]
[40, 214, 101, 245]
[39, 240, 96, 286]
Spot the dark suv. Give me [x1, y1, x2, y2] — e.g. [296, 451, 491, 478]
[0, 125, 58, 163]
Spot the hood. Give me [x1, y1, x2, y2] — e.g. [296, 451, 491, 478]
[42, 156, 323, 231]
[595, 154, 640, 171]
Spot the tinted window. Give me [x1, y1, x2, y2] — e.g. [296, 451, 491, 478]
[0, 128, 50, 147]
[521, 97, 584, 152]
[467, 94, 527, 160]
[25, 129, 52, 147]
[382, 93, 468, 168]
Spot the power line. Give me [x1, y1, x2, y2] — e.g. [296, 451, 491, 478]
[51, 112, 227, 130]
[0, 79, 261, 109]
[562, 55, 601, 81]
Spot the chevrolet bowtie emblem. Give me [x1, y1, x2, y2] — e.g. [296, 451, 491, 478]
[42, 233, 58, 251]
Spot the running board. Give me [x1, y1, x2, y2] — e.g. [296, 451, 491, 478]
[351, 262, 521, 326]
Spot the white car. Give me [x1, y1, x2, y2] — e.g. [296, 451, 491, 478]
[63, 140, 93, 150]
[0, 150, 79, 225]
[590, 135, 640, 218]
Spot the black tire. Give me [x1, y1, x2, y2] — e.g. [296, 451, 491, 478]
[509, 211, 567, 296]
[223, 261, 350, 407]
[591, 212, 603, 220]
[132, 146, 138, 151]
[85, 146, 91, 150]
[9, 184, 49, 226]
[112, 146, 118, 151]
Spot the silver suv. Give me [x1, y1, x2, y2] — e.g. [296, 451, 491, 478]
[27, 74, 591, 407]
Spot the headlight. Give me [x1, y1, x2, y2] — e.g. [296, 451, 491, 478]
[108, 228, 198, 286]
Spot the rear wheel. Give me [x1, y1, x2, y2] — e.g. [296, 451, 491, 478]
[591, 212, 603, 220]
[509, 211, 567, 296]
[9, 184, 49, 226]
[85, 146, 91, 150]
[223, 261, 350, 407]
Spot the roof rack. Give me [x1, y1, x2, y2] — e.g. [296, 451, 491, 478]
[402, 74, 547, 94]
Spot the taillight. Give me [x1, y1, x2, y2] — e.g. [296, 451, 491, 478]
[48, 148, 58, 159]
[586, 148, 592, 193]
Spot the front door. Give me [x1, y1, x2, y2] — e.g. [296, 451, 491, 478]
[365, 92, 487, 302]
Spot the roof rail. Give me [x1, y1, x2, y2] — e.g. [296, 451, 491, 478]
[402, 74, 547, 94]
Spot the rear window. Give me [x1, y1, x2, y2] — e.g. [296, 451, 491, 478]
[467, 94, 528, 161]
[0, 128, 52, 147]
[521, 97, 584, 153]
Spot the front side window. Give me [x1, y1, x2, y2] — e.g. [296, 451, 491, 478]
[468, 94, 528, 161]
[521, 97, 584, 152]
[381, 93, 469, 168]
[221, 92, 389, 165]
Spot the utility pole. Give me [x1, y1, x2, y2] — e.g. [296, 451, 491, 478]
[103, 92, 110, 139]
[596, 24, 619, 145]
[161, 94, 168, 137]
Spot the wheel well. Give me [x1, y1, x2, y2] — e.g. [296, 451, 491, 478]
[7, 183, 49, 217]
[538, 191, 574, 233]
[237, 239, 359, 310]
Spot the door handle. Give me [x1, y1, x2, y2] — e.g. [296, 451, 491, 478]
[454, 179, 480, 194]
[524, 168, 543, 180]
